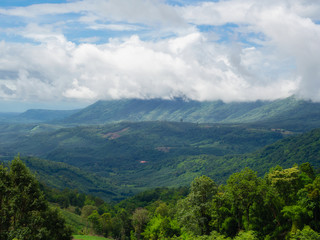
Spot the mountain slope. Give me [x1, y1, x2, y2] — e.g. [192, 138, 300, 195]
[20, 156, 127, 201]
[62, 96, 320, 131]
[0, 121, 283, 190]
[144, 127, 320, 186]
[14, 125, 320, 193]
[193, 128, 320, 183]
[0, 109, 80, 123]
[17, 109, 80, 123]
[62, 98, 268, 124]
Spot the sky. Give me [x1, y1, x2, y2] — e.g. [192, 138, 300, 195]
[0, 0, 320, 111]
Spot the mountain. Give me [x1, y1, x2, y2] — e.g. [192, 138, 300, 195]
[16, 109, 80, 123]
[0, 109, 80, 123]
[62, 98, 267, 124]
[19, 109, 80, 122]
[62, 96, 320, 131]
[0, 112, 20, 122]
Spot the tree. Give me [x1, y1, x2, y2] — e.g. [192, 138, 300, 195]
[132, 208, 149, 240]
[111, 208, 131, 240]
[88, 210, 102, 234]
[226, 168, 261, 231]
[0, 164, 10, 239]
[267, 166, 301, 205]
[281, 205, 307, 234]
[143, 215, 180, 239]
[304, 176, 320, 231]
[177, 176, 217, 236]
[0, 156, 72, 240]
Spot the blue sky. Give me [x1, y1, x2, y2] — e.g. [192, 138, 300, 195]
[0, 0, 320, 111]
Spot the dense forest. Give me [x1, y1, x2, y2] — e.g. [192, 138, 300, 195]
[3, 157, 320, 239]
[69, 162, 320, 239]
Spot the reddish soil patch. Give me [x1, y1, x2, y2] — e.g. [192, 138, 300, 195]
[156, 147, 172, 153]
[102, 127, 129, 139]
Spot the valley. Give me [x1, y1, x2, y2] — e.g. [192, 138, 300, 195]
[1, 96, 320, 239]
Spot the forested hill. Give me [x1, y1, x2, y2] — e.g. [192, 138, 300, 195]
[246, 127, 320, 172]
[203, 127, 320, 181]
[60, 96, 320, 131]
[62, 97, 266, 124]
[2, 96, 320, 131]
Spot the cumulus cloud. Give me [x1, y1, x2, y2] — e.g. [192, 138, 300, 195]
[0, 0, 319, 105]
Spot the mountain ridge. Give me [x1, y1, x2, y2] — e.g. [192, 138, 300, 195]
[60, 96, 320, 131]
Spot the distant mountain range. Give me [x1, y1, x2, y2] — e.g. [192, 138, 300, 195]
[0, 109, 79, 123]
[61, 96, 320, 131]
[2, 96, 320, 131]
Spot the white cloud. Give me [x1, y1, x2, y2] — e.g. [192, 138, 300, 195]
[0, 32, 298, 103]
[0, 0, 320, 105]
[64, 79, 97, 99]
[88, 23, 144, 31]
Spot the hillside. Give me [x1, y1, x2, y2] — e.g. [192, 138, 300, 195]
[61, 96, 320, 131]
[0, 121, 283, 190]
[17, 109, 80, 122]
[1, 122, 320, 202]
[187, 127, 320, 183]
[0, 109, 79, 123]
[21, 156, 126, 201]
[131, 127, 320, 186]
[62, 98, 266, 124]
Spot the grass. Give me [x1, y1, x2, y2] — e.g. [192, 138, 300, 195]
[58, 208, 87, 234]
[72, 235, 111, 240]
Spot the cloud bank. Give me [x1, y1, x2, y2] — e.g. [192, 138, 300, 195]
[0, 0, 320, 106]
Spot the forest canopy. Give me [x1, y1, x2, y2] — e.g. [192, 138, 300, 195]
[77, 163, 320, 239]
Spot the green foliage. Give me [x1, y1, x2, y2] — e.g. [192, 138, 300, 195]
[176, 176, 218, 235]
[289, 226, 320, 240]
[72, 235, 111, 240]
[37, 163, 320, 240]
[233, 231, 258, 240]
[59, 208, 87, 234]
[22, 156, 121, 202]
[143, 215, 180, 240]
[0, 121, 286, 202]
[267, 166, 301, 205]
[132, 208, 149, 240]
[0, 156, 72, 240]
[227, 168, 262, 231]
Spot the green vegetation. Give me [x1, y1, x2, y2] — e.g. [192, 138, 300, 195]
[2, 122, 320, 202]
[62, 96, 320, 131]
[58, 163, 320, 239]
[1, 124, 320, 239]
[2, 97, 320, 132]
[73, 235, 110, 240]
[2, 97, 320, 239]
[0, 121, 283, 199]
[0, 156, 72, 240]
[25, 156, 124, 201]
